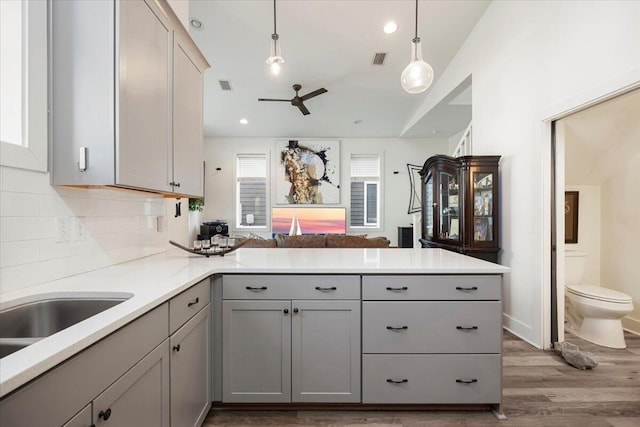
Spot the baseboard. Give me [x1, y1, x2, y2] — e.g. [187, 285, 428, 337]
[502, 313, 541, 349]
[622, 316, 640, 337]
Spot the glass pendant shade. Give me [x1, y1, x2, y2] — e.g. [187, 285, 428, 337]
[401, 38, 434, 94]
[266, 35, 284, 76]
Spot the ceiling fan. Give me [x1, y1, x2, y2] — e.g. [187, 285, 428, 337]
[258, 84, 328, 116]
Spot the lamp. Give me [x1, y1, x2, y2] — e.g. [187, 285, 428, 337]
[266, 0, 284, 76]
[400, 0, 434, 94]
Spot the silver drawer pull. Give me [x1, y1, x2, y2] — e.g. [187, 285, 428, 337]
[386, 378, 408, 384]
[246, 286, 267, 291]
[456, 325, 478, 331]
[455, 286, 478, 292]
[386, 326, 408, 331]
[386, 286, 408, 291]
[456, 379, 478, 384]
[315, 286, 337, 291]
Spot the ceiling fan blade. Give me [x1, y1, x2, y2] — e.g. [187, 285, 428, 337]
[297, 102, 310, 116]
[300, 88, 327, 101]
[257, 98, 291, 102]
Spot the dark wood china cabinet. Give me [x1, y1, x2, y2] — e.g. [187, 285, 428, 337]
[419, 155, 501, 263]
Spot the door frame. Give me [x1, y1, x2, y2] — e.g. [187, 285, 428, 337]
[540, 68, 640, 348]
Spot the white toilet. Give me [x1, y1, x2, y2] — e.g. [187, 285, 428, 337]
[564, 250, 634, 349]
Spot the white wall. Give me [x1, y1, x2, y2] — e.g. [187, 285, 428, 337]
[410, 1, 640, 347]
[601, 155, 640, 333]
[0, 166, 168, 295]
[201, 137, 448, 246]
[565, 186, 601, 283]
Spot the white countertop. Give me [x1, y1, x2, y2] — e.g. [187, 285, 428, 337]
[0, 247, 509, 398]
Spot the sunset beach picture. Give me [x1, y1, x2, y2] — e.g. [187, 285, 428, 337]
[271, 207, 346, 235]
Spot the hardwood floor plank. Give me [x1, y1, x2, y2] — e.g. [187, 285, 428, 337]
[205, 331, 640, 426]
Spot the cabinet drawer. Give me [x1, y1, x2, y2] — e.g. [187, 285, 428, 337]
[362, 275, 501, 300]
[223, 275, 360, 300]
[362, 301, 501, 354]
[170, 277, 210, 334]
[362, 354, 501, 404]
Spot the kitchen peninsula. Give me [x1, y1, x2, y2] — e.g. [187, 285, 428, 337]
[0, 248, 509, 425]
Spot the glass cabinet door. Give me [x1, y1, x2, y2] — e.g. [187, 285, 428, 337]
[424, 175, 433, 238]
[438, 171, 459, 241]
[472, 172, 494, 242]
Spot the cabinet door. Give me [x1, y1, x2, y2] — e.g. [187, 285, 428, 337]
[170, 306, 211, 427]
[291, 300, 361, 403]
[470, 170, 497, 246]
[222, 300, 291, 403]
[62, 404, 91, 427]
[172, 33, 204, 197]
[116, 0, 172, 192]
[436, 169, 460, 242]
[93, 340, 170, 427]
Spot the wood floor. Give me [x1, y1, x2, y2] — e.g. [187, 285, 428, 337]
[204, 331, 640, 427]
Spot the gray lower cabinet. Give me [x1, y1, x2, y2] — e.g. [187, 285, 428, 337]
[221, 277, 361, 404]
[62, 404, 91, 427]
[222, 300, 292, 403]
[291, 300, 361, 403]
[0, 303, 168, 427]
[361, 275, 503, 409]
[93, 340, 171, 426]
[170, 305, 211, 427]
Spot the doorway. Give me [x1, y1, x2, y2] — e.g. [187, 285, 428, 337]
[550, 88, 640, 345]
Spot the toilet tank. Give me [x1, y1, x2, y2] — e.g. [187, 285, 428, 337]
[565, 250, 588, 286]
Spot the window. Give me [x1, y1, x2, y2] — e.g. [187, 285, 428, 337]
[0, 0, 48, 171]
[236, 154, 268, 228]
[350, 155, 380, 228]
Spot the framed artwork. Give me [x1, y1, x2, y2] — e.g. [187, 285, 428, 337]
[565, 191, 579, 244]
[407, 164, 422, 214]
[276, 140, 340, 204]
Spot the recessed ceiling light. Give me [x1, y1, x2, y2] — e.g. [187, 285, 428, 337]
[190, 19, 203, 30]
[383, 21, 397, 34]
[239, 118, 248, 125]
[354, 119, 363, 125]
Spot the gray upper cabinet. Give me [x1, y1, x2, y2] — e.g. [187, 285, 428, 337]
[172, 32, 205, 197]
[50, 0, 209, 197]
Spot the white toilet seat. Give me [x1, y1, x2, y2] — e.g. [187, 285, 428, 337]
[566, 285, 632, 304]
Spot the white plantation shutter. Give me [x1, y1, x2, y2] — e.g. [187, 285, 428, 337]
[350, 155, 380, 227]
[351, 155, 380, 178]
[236, 155, 267, 227]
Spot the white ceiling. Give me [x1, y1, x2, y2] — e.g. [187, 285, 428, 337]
[188, 0, 489, 139]
[563, 88, 640, 186]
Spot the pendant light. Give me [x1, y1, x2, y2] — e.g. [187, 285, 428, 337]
[266, 0, 284, 76]
[401, 0, 434, 94]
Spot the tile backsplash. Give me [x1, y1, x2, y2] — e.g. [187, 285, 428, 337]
[0, 166, 168, 294]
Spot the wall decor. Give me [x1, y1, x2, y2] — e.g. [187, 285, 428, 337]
[407, 163, 422, 213]
[565, 191, 579, 244]
[276, 140, 340, 204]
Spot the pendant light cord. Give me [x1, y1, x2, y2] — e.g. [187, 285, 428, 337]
[414, 0, 418, 40]
[273, 0, 277, 35]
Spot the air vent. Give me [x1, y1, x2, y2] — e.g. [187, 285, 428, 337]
[372, 52, 387, 65]
[219, 80, 232, 91]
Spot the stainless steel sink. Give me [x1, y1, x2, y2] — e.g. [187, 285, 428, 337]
[0, 294, 132, 358]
